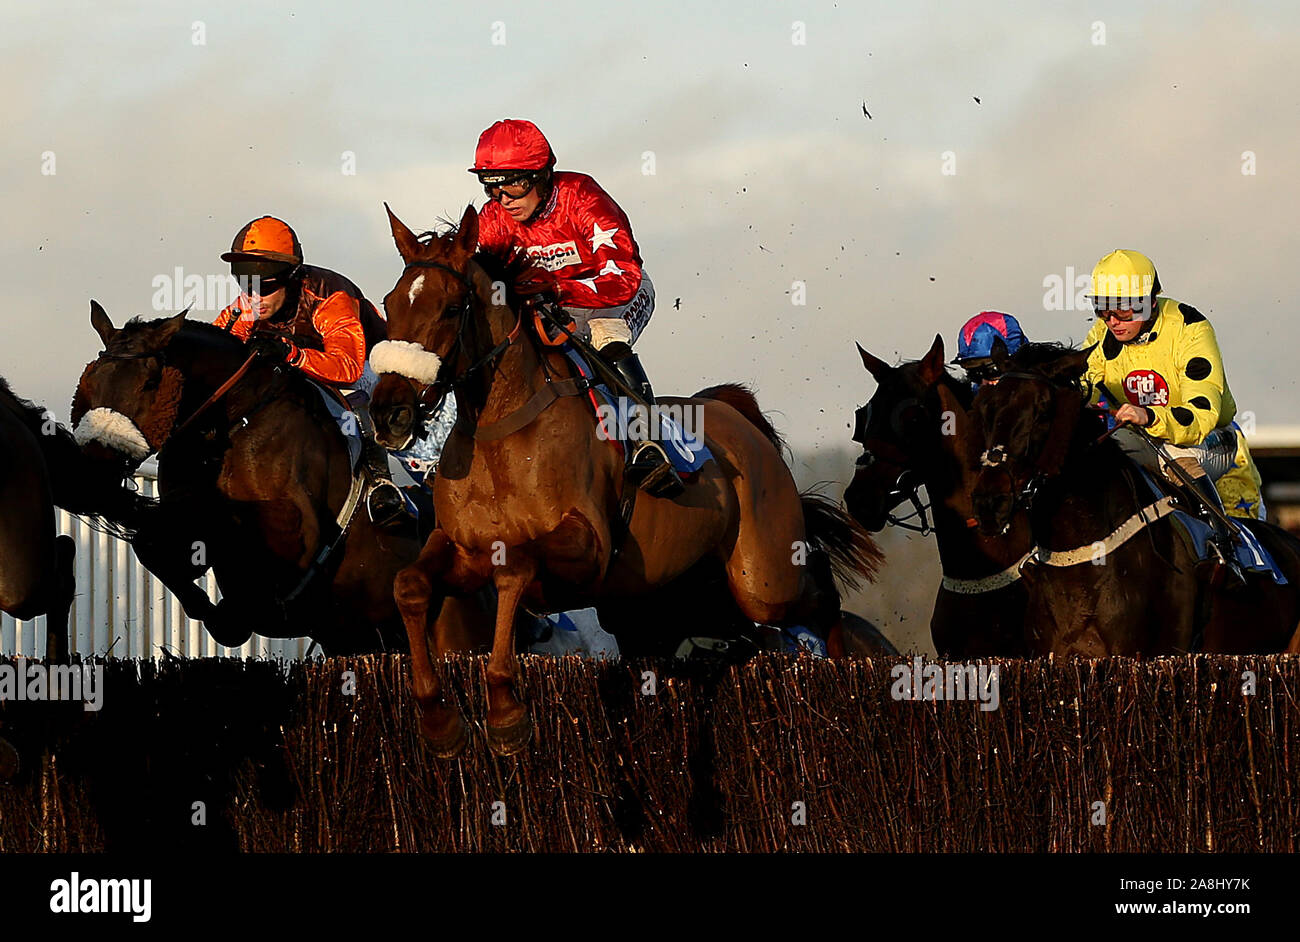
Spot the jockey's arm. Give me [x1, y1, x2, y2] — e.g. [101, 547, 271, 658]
[555, 189, 643, 309]
[1145, 320, 1227, 446]
[299, 293, 367, 386]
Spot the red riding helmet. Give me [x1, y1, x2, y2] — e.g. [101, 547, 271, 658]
[468, 119, 555, 181]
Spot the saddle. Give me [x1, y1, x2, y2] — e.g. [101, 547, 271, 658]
[1126, 459, 1286, 584]
[556, 345, 714, 476]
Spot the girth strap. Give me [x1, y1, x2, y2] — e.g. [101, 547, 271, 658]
[1029, 495, 1177, 567]
[468, 377, 587, 442]
[941, 555, 1032, 594]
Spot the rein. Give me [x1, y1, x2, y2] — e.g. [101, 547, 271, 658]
[982, 370, 1178, 567]
[97, 344, 262, 460]
[170, 353, 260, 441]
[855, 437, 932, 534]
[397, 257, 640, 443]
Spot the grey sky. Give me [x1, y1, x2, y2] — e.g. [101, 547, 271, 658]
[4, 0, 1298, 454]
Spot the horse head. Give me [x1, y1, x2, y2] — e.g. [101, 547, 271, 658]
[969, 343, 1095, 536]
[371, 204, 500, 449]
[71, 301, 191, 471]
[844, 333, 966, 531]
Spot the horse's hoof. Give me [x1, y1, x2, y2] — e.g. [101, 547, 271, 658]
[421, 709, 469, 759]
[0, 736, 20, 782]
[486, 712, 532, 757]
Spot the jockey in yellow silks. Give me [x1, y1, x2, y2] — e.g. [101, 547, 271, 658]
[1082, 249, 1264, 578]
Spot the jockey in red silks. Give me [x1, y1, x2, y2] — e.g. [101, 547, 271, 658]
[469, 118, 682, 498]
[213, 215, 413, 527]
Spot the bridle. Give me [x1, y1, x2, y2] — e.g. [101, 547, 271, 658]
[92, 342, 262, 462]
[977, 370, 1088, 517]
[852, 397, 933, 534]
[397, 258, 523, 426]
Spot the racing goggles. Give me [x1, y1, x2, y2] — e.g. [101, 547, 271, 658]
[480, 172, 537, 201]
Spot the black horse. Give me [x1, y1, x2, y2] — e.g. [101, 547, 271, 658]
[844, 336, 1029, 657]
[970, 342, 1300, 654]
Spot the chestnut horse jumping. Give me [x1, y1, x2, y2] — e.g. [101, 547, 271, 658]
[370, 206, 884, 756]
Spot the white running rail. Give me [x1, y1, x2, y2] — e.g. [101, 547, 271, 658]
[0, 468, 310, 661]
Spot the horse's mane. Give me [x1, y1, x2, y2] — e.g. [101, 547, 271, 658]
[0, 374, 55, 436]
[107, 316, 329, 426]
[1006, 341, 1080, 374]
[416, 218, 551, 307]
[890, 356, 975, 411]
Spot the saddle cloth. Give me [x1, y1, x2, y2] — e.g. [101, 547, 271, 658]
[561, 346, 713, 475]
[310, 380, 363, 471]
[1131, 465, 1287, 583]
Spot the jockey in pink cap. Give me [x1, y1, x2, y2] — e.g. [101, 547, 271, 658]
[954, 311, 1029, 387]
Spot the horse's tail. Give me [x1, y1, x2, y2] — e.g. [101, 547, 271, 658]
[800, 491, 884, 592]
[692, 383, 786, 456]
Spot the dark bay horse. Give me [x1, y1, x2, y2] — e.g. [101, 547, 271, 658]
[970, 342, 1300, 655]
[70, 303, 428, 655]
[370, 205, 885, 756]
[844, 336, 1029, 657]
[0, 377, 139, 661]
[1, 375, 143, 780]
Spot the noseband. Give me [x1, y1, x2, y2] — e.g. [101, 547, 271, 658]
[855, 438, 932, 534]
[395, 258, 523, 422]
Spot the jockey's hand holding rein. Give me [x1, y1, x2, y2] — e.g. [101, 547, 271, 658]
[247, 334, 301, 366]
[1112, 403, 1154, 428]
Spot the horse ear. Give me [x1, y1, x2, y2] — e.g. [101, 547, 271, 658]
[385, 202, 422, 264]
[917, 333, 946, 385]
[450, 204, 479, 263]
[1042, 345, 1093, 383]
[90, 300, 116, 347]
[155, 307, 188, 346]
[989, 336, 1011, 370]
[856, 342, 893, 382]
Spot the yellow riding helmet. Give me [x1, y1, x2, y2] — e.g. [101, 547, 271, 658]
[1088, 249, 1162, 320]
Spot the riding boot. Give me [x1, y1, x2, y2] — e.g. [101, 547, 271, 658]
[601, 342, 685, 499]
[362, 437, 415, 530]
[1188, 473, 1246, 589]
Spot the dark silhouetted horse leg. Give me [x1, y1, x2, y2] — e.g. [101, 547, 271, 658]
[46, 534, 75, 664]
[394, 529, 465, 756]
[485, 557, 538, 756]
[0, 731, 19, 782]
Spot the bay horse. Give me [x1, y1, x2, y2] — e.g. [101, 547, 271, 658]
[969, 342, 1300, 655]
[0, 375, 142, 780]
[0, 376, 140, 661]
[844, 336, 1029, 657]
[369, 205, 885, 756]
[70, 302, 429, 655]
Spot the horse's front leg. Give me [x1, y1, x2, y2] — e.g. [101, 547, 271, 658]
[131, 512, 219, 625]
[46, 534, 75, 663]
[393, 529, 464, 756]
[485, 555, 538, 756]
